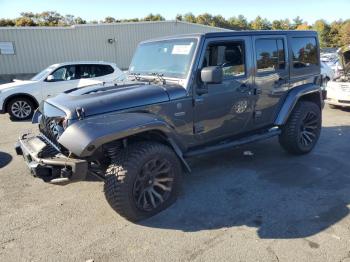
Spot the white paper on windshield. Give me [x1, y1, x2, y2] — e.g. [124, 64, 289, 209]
[172, 43, 193, 55]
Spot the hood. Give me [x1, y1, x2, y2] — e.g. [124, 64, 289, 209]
[0, 80, 36, 91]
[338, 45, 350, 74]
[45, 82, 187, 119]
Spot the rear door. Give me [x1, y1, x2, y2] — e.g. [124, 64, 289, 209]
[252, 35, 289, 128]
[91, 64, 116, 81]
[193, 36, 256, 144]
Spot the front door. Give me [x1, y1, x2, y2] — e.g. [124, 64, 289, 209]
[42, 65, 80, 99]
[252, 35, 290, 128]
[193, 36, 256, 144]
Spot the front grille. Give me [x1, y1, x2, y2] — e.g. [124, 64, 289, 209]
[37, 135, 60, 158]
[39, 115, 63, 147]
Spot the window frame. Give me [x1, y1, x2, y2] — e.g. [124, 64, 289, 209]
[46, 65, 77, 82]
[198, 38, 248, 81]
[289, 36, 320, 78]
[254, 36, 288, 76]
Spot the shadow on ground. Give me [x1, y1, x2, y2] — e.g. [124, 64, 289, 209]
[141, 125, 350, 239]
[0, 152, 12, 168]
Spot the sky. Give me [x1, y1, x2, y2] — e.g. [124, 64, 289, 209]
[0, 0, 349, 24]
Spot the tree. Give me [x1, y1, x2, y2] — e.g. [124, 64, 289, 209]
[228, 15, 249, 30]
[313, 19, 331, 47]
[293, 16, 303, 29]
[329, 21, 343, 47]
[103, 16, 116, 23]
[175, 14, 183, 21]
[74, 17, 86, 24]
[272, 19, 291, 30]
[143, 13, 165, 21]
[0, 18, 15, 26]
[272, 20, 282, 30]
[183, 13, 196, 24]
[250, 16, 271, 30]
[37, 11, 63, 26]
[280, 19, 292, 30]
[211, 15, 230, 28]
[341, 21, 350, 46]
[15, 17, 36, 26]
[63, 14, 75, 25]
[296, 23, 311, 30]
[196, 13, 213, 26]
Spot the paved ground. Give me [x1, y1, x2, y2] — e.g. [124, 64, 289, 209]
[0, 106, 350, 262]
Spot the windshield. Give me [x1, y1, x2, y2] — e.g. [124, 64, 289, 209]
[31, 65, 57, 81]
[129, 38, 198, 79]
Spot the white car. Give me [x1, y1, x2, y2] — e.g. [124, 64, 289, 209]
[0, 62, 125, 120]
[326, 46, 350, 109]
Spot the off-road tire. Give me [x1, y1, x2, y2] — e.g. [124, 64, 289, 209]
[104, 141, 182, 222]
[7, 97, 35, 121]
[279, 101, 321, 155]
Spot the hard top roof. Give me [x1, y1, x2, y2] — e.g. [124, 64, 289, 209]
[143, 30, 318, 43]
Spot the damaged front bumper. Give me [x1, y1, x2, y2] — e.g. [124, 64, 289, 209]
[15, 133, 88, 184]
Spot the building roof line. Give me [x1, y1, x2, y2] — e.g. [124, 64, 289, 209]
[0, 20, 230, 31]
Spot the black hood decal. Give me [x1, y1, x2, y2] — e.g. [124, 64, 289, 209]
[44, 83, 187, 119]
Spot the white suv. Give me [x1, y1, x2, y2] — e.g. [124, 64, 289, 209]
[0, 61, 125, 120]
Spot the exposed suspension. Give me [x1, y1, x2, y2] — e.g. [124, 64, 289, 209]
[104, 141, 123, 162]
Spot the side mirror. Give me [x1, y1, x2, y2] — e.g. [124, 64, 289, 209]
[201, 66, 223, 84]
[46, 75, 54, 82]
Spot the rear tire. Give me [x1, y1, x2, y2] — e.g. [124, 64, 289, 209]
[104, 142, 182, 222]
[7, 97, 35, 121]
[279, 101, 321, 155]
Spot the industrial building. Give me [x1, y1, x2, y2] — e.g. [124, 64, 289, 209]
[0, 21, 228, 79]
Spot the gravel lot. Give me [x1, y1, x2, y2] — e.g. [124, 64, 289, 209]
[0, 106, 350, 262]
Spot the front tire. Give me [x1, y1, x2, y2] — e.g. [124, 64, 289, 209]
[279, 101, 321, 155]
[7, 97, 35, 120]
[104, 142, 182, 222]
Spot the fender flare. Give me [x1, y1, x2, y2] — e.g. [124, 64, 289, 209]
[274, 83, 322, 126]
[58, 112, 191, 171]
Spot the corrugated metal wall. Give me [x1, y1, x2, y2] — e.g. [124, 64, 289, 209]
[0, 21, 229, 75]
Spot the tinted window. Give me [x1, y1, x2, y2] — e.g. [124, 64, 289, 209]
[91, 65, 114, 77]
[51, 66, 76, 81]
[256, 39, 285, 73]
[79, 65, 92, 79]
[203, 42, 245, 77]
[291, 37, 318, 68]
[78, 65, 114, 78]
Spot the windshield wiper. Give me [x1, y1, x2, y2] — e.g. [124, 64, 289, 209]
[129, 72, 140, 81]
[149, 72, 166, 85]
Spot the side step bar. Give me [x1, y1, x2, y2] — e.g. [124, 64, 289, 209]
[184, 127, 281, 158]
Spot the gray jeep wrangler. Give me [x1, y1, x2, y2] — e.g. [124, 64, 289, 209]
[15, 30, 325, 221]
